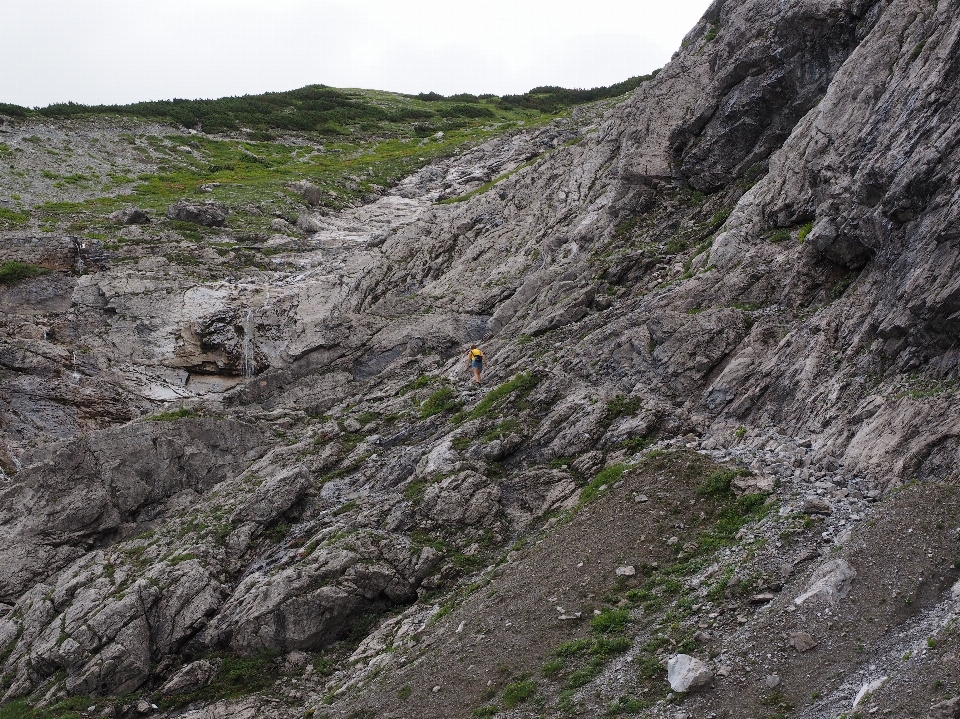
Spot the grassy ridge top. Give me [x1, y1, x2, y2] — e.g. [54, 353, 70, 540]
[0, 74, 658, 136]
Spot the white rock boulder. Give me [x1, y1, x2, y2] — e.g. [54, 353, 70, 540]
[794, 559, 856, 606]
[667, 654, 714, 692]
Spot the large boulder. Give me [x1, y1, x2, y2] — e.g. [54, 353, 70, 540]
[296, 212, 324, 233]
[667, 654, 714, 692]
[108, 206, 150, 225]
[288, 180, 324, 206]
[159, 659, 220, 696]
[166, 200, 228, 227]
[794, 559, 856, 606]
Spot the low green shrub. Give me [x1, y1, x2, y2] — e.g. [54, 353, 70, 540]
[590, 608, 631, 635]
[421, 387, 461, 418]
[0, 260, 46, 284]
[501, 679, 536, 708]
[0, 208, 29, 226]
[454, 372, 539, 423]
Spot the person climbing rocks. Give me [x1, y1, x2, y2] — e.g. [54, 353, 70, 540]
[466, 344, 485, 384]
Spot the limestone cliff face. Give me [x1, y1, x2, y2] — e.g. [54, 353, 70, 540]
[1, 0, 959, 716]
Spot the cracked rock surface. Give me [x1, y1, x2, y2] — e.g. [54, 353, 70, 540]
[1, 0, 960, 716]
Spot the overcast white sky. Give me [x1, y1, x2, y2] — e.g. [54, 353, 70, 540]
[0, 1, 711, 108]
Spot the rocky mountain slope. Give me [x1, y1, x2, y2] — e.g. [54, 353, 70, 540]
[2, 0, 960, 717]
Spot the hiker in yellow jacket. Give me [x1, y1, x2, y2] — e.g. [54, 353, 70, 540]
[466, 345, 485, 385]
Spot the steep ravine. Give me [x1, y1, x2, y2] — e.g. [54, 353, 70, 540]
[2, 0, 960, 717]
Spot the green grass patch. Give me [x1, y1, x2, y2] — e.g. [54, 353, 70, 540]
[0, 207, 29, 226]
[404, 478, 432, 503]
[0, 697, 105, 719]
[501, 679, 537, 708]
[398, 374, 431, 395]
[798, 221, 814, 242]
[697, 468, 740, 497]
[0, 260, 47, 284]
[590, 608, 631, 635]
[606, 395, 642, 421]
[420, 387, 462, 418]
[158, 653, 279, 708]
[481, 418, 521, 442]
[454, 372, 540, 423]
[607, 694, 650, 715]
[580, 464, 626, 504]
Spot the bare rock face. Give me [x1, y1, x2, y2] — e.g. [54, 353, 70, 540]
[0, 418, 264, 602]
[930, 697, 960, 719]
[166, 200, 228, 227]
[2, 0, 960, 714]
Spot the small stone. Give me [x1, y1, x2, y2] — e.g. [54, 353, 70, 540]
[765, 674, 781, 688]
[634, 493, 649, 503]
[667, 536, 679, 546]
[432, 685, 441, 693]
[737, 615, 749, 624]
[716, 665, 731, 677]
[750, 592, 775, 604]
[788, 631, 818, 653]
[616, 565, 636, 577]
[135, 700, 153, 715]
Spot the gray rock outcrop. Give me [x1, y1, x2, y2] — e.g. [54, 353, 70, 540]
[108, 206, 150, 224]
[166, 200, 228, 226]
[1, 0, 960, 714]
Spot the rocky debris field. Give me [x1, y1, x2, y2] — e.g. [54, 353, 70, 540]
[2, 0, 960, 717]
